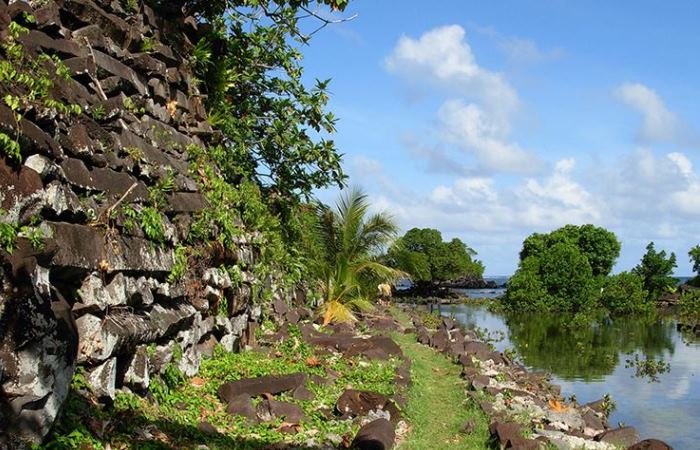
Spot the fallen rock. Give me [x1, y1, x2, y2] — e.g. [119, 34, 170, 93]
[429, 329, 450, 352]
[596, 426, 640, 448]
[86, 357, 117, 399]
[537, 429, 616, 450]
[291, 384, 315, 401]
[351, 418, 395, 450]
[337, 389, 389, 418]
[198, 422, 217, 434]
[225, 394, 257, 422]
[471, 374, 492, 391]
[345, 336, 403, 360]
[489, 421, 523, 447]
[256, 399, 305, 423]
[416, 326, 430, 345]
[627, 439, 673, 450]
[218, 373, 306, 403]
[121, 346, 150, 391]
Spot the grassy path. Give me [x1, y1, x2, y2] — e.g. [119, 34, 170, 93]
[390, 309, 491, 450]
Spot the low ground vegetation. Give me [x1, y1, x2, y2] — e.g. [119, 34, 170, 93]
[43, 324, 401, 449]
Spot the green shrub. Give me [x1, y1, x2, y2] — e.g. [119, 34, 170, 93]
[600, 272, 649, 314]
[679, 289, 700, 325]
[503, 256, 551, 311]
[539, 242, 596, 311]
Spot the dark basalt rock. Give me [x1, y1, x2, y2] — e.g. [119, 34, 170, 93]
[225, 394, 257, 422]
[489, 421, 523, 448]
[336, 389, 389, 418]
[57, 0, 131, 45]
[595, 426, 640, 448]
[471, 374, 491, 391]
[627, 439, 673, 450]
[0, 283, 77, 444]
[256, 399, 305, 423]
[218, 373, 306, 403]
[429, 328, 450, 352]
[291, 384, 315, 401]
[415, 326, 430, 345]
[197, 421, 218, 434]
[345, 335, 403, 360]
[351, 418, 395, 450]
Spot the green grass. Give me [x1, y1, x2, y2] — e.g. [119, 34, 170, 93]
[391, 308, 491, 450]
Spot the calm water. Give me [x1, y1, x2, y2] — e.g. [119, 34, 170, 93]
[430, 301, 700, 449]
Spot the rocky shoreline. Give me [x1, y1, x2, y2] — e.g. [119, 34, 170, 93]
[400, 306, 672, 450]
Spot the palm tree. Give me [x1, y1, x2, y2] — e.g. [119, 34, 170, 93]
[316, 188, 401, 324]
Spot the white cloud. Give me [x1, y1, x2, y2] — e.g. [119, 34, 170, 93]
[351, 155, 382, 174]
[615, 83, 681, 142]
[386, 25, 543, 175]
[471, 24, 565, 64]
[430, 177, 497, 205]
[517, 158, 601, 226]
[438, 99, 542, 174]
[497, 36, 565, 64]
[385, 25, 518, 123]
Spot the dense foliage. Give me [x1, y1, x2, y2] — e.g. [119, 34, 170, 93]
[186, 0, 348, 200]
[162, 1, 356, 297]
[387, 228, 484, 292]
[519, 224, 620, 277]
[632, 242, 677, 301]
[679, 288, 700, 326]
[599, 272, 650, 314]
[688, 245, 700, 287]
[505, 225, 621, 313]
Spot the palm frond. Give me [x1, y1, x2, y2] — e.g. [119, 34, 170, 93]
[322, 300, 357, 325]
[314, 187, 401, 325]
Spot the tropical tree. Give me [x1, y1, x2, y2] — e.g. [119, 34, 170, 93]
[387, 228, 484, 294]
[519, 224, 620, 278]
[633, 242, 677, 301]
[506, 224, 620, 313]
[316, 189, 401, 324]
[688, 245, 700, 287]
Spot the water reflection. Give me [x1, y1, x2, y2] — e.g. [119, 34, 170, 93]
[504, 313, 676, 381]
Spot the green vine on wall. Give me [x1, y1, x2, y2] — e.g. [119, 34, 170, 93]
[0, 14, 82, 162]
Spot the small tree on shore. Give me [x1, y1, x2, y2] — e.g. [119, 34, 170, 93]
[632, 242, 677, 301]
[387, 228, 484, 295]
[505, 224, 620, 313]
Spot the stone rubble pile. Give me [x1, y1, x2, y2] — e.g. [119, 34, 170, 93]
[211, 307, 411, 450]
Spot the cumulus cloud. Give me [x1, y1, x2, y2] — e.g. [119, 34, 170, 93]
[437, 100, 543, 174]
[352, 149, 700, 272]
[385, 25, 544, 174]
[596, 148, 700, 221]
[385, 24, 518, 123]
[516, 158, 600, 226]
[615, 83, 681, 143]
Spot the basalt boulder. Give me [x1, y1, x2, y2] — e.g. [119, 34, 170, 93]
[351, 418, 395, 450]
[218, 373, 306, 403]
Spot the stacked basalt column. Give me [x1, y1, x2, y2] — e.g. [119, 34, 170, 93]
[0, 0, 269, 445]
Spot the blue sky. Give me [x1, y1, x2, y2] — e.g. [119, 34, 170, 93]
[299, 0, 700, 275]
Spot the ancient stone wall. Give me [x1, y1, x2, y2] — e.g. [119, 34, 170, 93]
[0, 0, 269, 444]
